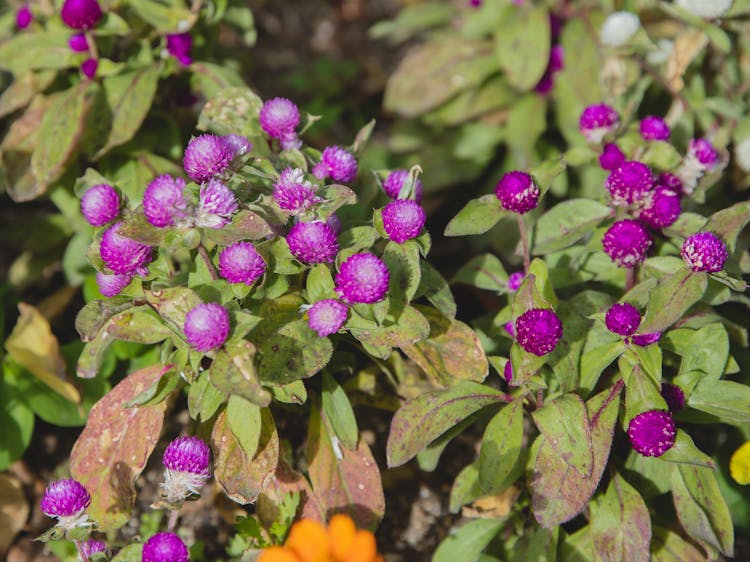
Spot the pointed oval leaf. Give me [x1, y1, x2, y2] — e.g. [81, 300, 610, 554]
[532, 199, 612, 254]
[479, 400, 524, 493]
[444, 194, 508, 237]
[638, 268, 708, 334]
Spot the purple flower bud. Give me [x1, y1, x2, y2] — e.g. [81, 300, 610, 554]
[16, 5, 33, 29]
[507, 271, 524, 292]
[605, 161, 654, 206]
[534, 44, 564, 95]
[335, 252, 390, 304]
[638, 187, 681, 229]
[627, 410, 676, 457]
[495, 171, 539, 214]
[656, 172, 684, 196]
[383, 169, 424, 203]
[163, 436, 210, 476]
[313, 146, 358, 183]
[184, 303, 230, 352]
[259, 97, 300, 140]
[602, 220, 652, 267]
[81, 57, 98, 79]
[639, 116, 670, 141]
[504, 321, 515, 338]
[100, 222, 152, 275]
[307, 299, 348, 337]
[218, 242, 265, 285]
[503, 360, 513, 382]
[661, 383, 685, 412]
[68, 32, 89, 52]
[142, 532, 189, 562]
[599, 143, 625, 171]
[61, 0, 102, 30]
[382, 199, 426, 243]
[143, 175, 187, 228]
[80, 539, 108, 558]
[273, 168, 318, 215]
[183, 134, 233, 183]
[688, 138, 718, 168]
[81, 183, 120, 226]
[681, 232, 728, 272]
[287, 221, 339, 264]
[579, 103, 619, 143]
[224, 134, 251, 158]
[40, 479, 91, 518]
[166, 33, 192, 66]
[327, 213, 342, 234]
[632, 332, 661, 346]
[96, 271, 133, 297]
[605, 302, 641, 337]
[515, 308, 563, 356]
[195, 179, 238, 228]
[469, 0, 482, 7]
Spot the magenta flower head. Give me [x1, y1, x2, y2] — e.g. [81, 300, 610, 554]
[273, 168, 318, 215]
[100, 222, 152, 276]
[639, 187, 681, 229]
[515, 308, 563, 356]
[313, 146, 358, 183]
[68, 32, 89, 52]
[599, 143, 625, 171]
[602, 219, 652, 267]
[81, 57, 98, 79]
[681, 232, 728, 272]
[143, 174, 187, 228]
[503, 360, 513, 383]
[224, 134, 251, 158]
[195, 179, 238, 229]
[61, 0, 102, 30]
[81, 183, 120, 226]
[495, 171, 540, 214]
[142, 532, 189, 562]
[688, 138, 718, 169]
[259, 97, 300, 140]
[640, 116, 670, 141]
[657, 172, 684, 196]
[382, 199, 426, 243]
[80, 539, 108, 558]
[183, 134, 233, 183]
[632, 332, 661, 346]
[161, 436, 211, 502]
[579, 103, 619, 143]
[16, 5, 33, 28]
[335, 252, 390, 304]
[383, 169, 424, 203]
[40, 479, 91, 530]
[627, 410, 676, 457]
[184, 303, 230, 352]
[605, 160, 654, 206]
[219, 242, 265, 285]
[661, 383, 685, 412]
[287, 221, 339, 264]
[96, 272, 133, 297]
[166, 33, 192, 66]
[507, 271, 524, 292]
[605, 302, 641, 337]
[307, 299, 348, 337]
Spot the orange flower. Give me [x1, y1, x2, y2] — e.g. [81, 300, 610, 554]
[258, 514, 383, 562]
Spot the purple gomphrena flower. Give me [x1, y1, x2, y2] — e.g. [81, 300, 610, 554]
[579, 103, 619, 143]
[68, 32, 89, 52]
[183, 134, 233, 183]
[80, 539, 108, 558]
[503, 361, 513, 383]
[469, 0, 482, 7]
[162, 436, 211, 502]
[602, 220, 652, 267]
[627, 410, 676, 457]
[96, 272, 133, 297]
[259, 97, 300, 141]
[287, 221, 339, 264]
[16, 5, 32, 28]
[681, 232, 728, 272]
[335, 252, 390, 304]
[142, 532, 189, 562]
[224, 134, 251, 158]
[639, 116, 670, 141]
[81, 58, 98, 79]
[81, 183, 120, 226]
[605, 161, 654, 206]
[312, 146, 358, 183]
[100, 222, 152, 276]
[143, 175, 188, 228]
[184, 303, 230, 352]
[383, 169, 424, 203]
[507, 271, 524, 292]
[61, 0, 102, 30]
[639, 187, 681, 229]
[504, 321, 515, 338]
[515, 308, 563, 356]
[218, 242, 265, 285]
[195, 179, 238, 229]
[273, 168, 318, 215]
[166, 33, 192, 66]
[307, 299, 348, 337]
[688, 138, 718, 169]
[632, 332, 661, 346]
[661, 383, 686, 412]
[657, 172, 684, 196]
[382, 199, 426, 243]
[599, 143, 625, 171]
[605, 302, 641, 337]
[40, 479, 91, 530]
[495, 171, 540, 214]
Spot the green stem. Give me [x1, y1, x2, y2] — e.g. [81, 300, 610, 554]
[517, 214, 531, 274]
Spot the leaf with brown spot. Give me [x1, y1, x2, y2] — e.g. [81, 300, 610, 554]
[70, 364, 171, 530]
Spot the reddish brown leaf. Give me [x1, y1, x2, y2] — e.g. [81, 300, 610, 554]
[257, 458, 325, 527]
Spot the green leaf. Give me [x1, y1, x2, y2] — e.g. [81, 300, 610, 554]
[638, 268, 708, 334]
[416, 260, 457, 319]
[651, 525, 705, 562]
[495, 4, 550, 91]
[312, 184, 357, 221]
[444, 194, 508, 237]
[479, 400, 524, 493]
[686, 379, 750, 426]
[416, 414, 477, 472]
[641, 141, 683, 170]
[128, 0, 193, 32]
[203, 209, 274, 246]
[434, 518, 505, 562]
[124, 368, 179, 408]
[386, 381, 507, 467]
[660, 430, 714, 468]
[532, 199, 611, 254]
[210, 341, 271, 407]
[258, 319, 333, 384]
[306, 264, 337, 303]
[0, 70, 56, 119]
[109, 544, 143, 562]
[347, 305, 430, 359]
[321, 372, 358, 451]
[703, 201, 750, 253]
[196, 86, 264, 139]
[621, 358, 667, 423]
[452, 253, 508, 292]
[188, 371, 225, 422]
[0, 31, 76, 74]
[105, 307, 172, 345]
[382, 240, 421, 311]
[506, 94, 547, 155]
[580, 340, 626, 395]
[676, 323, 728, 382]
[145, 287, 202, 334]
[226, 396, 262, 460]
[0, 375, 34, 470]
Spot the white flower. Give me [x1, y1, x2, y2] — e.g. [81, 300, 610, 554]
[600, 11, 641, 47]
[647, 39, 674, 65]
[675, 0, 733, 18]
[735, 137, 750, 172]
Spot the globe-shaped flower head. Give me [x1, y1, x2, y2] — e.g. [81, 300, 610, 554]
[287, 221, 339, 264]
[599, 143, 625, 171]
[657, 172, 684, 195]
[96, 272, 133, 298]
[184, 303, 230, 352]
[639, 116, 670, 141]
[605, 161, 654, 206]
[100, 222, 152, 275]
[81, 183, 120, 226]
[81, 58, 98, 79]
[80, 539, 108, 558]
[68, 32, 89, 52]
[383, 169, 424, 203]
[495, 171, 539, 214]
[219, 242, 266, 285]
[661, 383, 686, 412]
[605, 302, 641, 337]
[195, 179, 238, 228]
[313, 146, 358, 183]
[335, 253, 390, 304]
[143, 175, 188, 228]
[166, 33, 192, 66]
[515, 308, 563, 356]
[259, 98, 301, 150]
[688, 138, 718, 169]
[382, 199, 426, 243]
[307, 299, 348, 337]
[579, 103, 619, 143]
[40, 479, 91, 530]
[183, 134, 233, 182]
[681, 232, 728, 272]
[142, 532, 189, 562]
[162, 436, 211, 502]
[16, 5, 33, 29]
[602, 220, 652, 267]
[627, 410, 676, 457]
[507, 272, 525, 292]
[638, 187, 681, 229]
[61, 0, 102, 30]
[273, 168, 319, 215]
